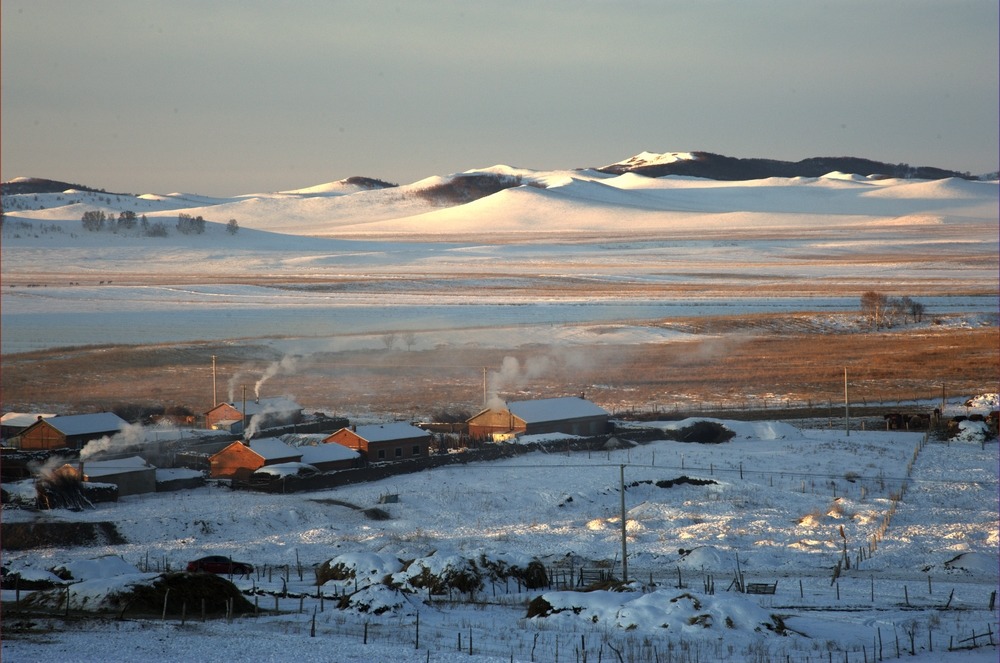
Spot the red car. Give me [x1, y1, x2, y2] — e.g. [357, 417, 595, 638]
[186, 556, 254, 576]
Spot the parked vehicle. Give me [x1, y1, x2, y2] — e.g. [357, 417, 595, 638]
[186, 555, 253, 575]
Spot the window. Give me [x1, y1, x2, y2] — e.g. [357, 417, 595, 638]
[412, 445, 421, 455]
[377, 449, 385, 460]
[395, 447, 402, 457]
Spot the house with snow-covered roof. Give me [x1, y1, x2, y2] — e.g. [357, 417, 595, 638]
[1, 412, 57, 442]
[324, 422, 431, 462]
[208, 437, 302, 480]
[16, 412, 127, 451]
[466, 396, 609, 441]
[204, 397, 302, 434]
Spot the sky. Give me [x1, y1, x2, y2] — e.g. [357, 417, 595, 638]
[2, 0, 998, 197]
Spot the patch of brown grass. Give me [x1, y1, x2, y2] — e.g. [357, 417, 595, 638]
[1, 319, 996, 419]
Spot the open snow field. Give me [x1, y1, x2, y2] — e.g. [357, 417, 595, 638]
[2, 418, 998, 662]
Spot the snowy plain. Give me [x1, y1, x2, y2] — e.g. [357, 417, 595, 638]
[2, 165, 997, 355]
[1, 159, 998, 661]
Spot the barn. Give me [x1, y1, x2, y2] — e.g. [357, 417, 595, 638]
[208, 438, 302, 480]
[15, 412, 127, 451]
[324, 423, 432, 462]
[204, 397, 303, 434]
[466, 396, 610, 441]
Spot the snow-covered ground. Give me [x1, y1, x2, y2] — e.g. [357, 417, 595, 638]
[3, 411, 997, 662]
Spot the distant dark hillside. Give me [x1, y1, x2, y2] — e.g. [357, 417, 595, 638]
[597, 152, 973, 181]
[415, 172, 531, 204]
[342, 176, 397, 189]
[0, 177, 131, 196]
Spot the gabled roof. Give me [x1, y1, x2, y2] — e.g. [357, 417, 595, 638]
[246, 437, 301, 461]
[41, 413, 127, 436]
[507, 397, 609, 424]
[1, 412, 57, 427]
[82, 455, 155, 477]
[349, 422, 430, 443]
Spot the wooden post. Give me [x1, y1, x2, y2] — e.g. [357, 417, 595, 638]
[162, 588, 170, 621]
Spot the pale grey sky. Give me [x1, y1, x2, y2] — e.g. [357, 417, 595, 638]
[3, 1, 997, 196]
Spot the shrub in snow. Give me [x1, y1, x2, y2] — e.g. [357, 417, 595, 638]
[477, 553, 549, 589]
[336, 583, 409, 615]
[399, 551, 482, 595]
[953, 420, 990, 443]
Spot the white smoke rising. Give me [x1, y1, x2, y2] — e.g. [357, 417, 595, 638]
[255, 355, 300, 399]
[485, 353, 560, 407]
[79, 422, 149, 460]
[227, 363, 257, 403]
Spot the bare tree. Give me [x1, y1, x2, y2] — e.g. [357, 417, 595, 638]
[226, 219, 239, 235]
[860, 291, 888, 329]
[381, 332, 398, 351]
[402, 331, 417, 351]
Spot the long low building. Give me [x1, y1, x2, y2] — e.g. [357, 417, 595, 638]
[15, 413, 127, 451]
[467, 396, 610, 440]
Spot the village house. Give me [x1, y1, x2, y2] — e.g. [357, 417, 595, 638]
[203, 397, 303, 434]
[208, 438, 302, 480]
[324, 422, 432, 462]
[1, 412, 56, 443]
[466, 396, 610, 441]
[15, 412, 127, 451]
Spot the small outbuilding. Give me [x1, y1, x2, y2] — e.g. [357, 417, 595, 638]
[208, 438, 302, 480]
[324, 422, 432, 462]
[58, 456, 157, 497]
[466, 396, 610, 441]
[16, 412, 127, 451]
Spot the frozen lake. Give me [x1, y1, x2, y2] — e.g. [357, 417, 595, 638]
[1, 285, 994, 354]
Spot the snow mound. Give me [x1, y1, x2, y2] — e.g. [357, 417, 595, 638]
[531, 589, 789, 636]
[676, 546, 731, 571]
[943, 552, 999, 576]
[53, 555, 141, 581]
[953, 420, 990, 443]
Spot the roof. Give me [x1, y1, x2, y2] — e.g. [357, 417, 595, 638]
[1, 412, 57, 427]
[247, 437, 301, 461]
[507, 397, 609, 424]
[82, 456, 155, 477]
[279, 433, 329, 447]
[41, 412, 127, 436]
[298, 442, 359, 465]
[350, 422, 430, 443]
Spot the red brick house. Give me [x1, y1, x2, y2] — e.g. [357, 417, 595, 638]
[324, 422, 431, 462]
[208, 438, 301, 480]
[204, 397, 302, 434]
[16, 412, 127, 451]
[466, 396, 609, 441]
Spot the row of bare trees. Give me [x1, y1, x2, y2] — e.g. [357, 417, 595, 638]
[860, 291, 925, 329]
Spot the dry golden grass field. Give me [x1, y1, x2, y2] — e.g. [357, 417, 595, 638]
[2, 313, 996, 421]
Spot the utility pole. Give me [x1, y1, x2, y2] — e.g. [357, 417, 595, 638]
[844, 367, 850, 437]
[620, 464, 628, 583]
[212, 355, 217, 407]
[482, 367, 487, 407]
